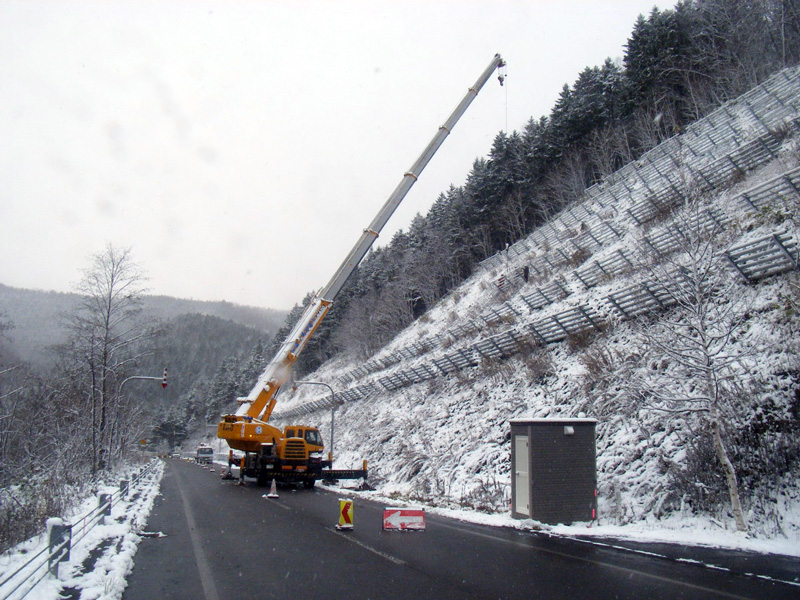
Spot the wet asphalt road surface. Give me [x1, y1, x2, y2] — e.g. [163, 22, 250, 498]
[122, 459, 799, 600]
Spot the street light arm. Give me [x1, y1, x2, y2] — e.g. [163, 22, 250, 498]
[292, 380, 338, 466]
[293, 380, 334, 396]
[293, 380, 344, 407]
[118, 372, 168, 396]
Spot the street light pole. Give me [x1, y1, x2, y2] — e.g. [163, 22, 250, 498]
[111, 369, 168, 469]
[293, 380, 338, 467]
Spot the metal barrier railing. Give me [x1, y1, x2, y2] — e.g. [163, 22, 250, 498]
[0, 459, 162, 600]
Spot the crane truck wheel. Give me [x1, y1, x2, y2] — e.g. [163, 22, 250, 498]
[303, 479, 316, 489]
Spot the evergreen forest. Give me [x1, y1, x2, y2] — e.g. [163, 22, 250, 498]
[287, 0, 800, 377]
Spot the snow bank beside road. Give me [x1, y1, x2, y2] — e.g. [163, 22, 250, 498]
[330, 481, 800, 560]
[0, 460, 164, 600]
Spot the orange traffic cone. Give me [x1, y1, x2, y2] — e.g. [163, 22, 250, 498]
[267, 479, 279, 498]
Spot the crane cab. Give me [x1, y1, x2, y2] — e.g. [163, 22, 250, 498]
[231, 423, 327, 488]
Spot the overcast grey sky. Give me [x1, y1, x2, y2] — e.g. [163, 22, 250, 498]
[1, 0, 667, 310]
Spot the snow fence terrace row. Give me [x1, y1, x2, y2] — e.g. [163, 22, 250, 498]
[336, 66, 800, 383]
[350, 76, 799, 372]
[273, 65, 800, 421]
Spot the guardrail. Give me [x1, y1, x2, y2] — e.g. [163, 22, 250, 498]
[0, 459, 161, 600]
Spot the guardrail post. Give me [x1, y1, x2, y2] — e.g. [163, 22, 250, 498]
[120, 479, 129, 498]
[98, 493, 112, 517]
[47, 518, 71, 577]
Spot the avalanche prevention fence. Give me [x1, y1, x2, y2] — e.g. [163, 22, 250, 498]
[275, 65, 800, 422]
[0, 459, 161, 600]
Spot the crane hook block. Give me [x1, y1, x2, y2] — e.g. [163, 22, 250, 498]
[497, 55, 507, 86]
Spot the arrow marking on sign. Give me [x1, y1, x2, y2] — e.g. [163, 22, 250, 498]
[341, 502, 352, 525]
[384, 510, 425, 529]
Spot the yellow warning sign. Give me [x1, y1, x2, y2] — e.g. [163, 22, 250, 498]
[336, 498, 354, 530]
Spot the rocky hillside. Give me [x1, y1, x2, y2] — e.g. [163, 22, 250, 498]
[272, 66, 800, 538]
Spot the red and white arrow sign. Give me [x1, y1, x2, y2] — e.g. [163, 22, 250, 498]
[382, 508, 426, 531]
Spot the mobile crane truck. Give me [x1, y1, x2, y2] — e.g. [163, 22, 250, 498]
[217, 54, 506, 488]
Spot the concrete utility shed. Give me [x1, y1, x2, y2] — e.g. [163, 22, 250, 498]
[510, 418, 597, 524]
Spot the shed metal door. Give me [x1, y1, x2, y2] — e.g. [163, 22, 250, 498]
[514, 435, 530, 516]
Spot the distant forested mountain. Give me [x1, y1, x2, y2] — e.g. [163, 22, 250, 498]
[0, 285, 80, 368]
[0, 283, 286, 369]
[140, 295, 285, 332]
[133, 313, 270, 410]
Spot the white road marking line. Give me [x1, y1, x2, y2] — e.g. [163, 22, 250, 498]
[329, 529, 407, 566]
[431, 520, 759, 600]
[173, 467, 221, 600]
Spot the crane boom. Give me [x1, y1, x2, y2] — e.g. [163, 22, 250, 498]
[321, 53, 506, 302]
[219, 54, 505, 452]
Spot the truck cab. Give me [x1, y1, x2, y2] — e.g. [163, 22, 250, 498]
[196, 444, 214, 464]
[238, 425, 327, 488]
[283, 426, 325, 461]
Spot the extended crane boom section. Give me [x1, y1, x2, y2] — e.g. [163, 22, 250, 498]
[235, 296, 330, 421]
[217, 54, 505, 484]
[321, 53, 506, 302]
[217, 295, 331, 454]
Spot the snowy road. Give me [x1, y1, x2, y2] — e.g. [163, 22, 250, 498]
[123, 459, 799, 600]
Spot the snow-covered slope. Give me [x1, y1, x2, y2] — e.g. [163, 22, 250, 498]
[275, 66, 800, 540]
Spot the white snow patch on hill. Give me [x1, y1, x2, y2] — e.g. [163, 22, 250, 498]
[277, 120, 800, 546]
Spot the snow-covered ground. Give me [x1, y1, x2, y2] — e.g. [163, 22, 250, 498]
[0, 460, 164, 600]
[273, 71, 800, 549]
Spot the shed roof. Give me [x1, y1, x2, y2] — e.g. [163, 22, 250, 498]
[510, 418, 597, 424]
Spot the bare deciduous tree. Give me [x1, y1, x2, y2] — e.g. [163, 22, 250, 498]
[498, 190, 531, 243]
[62, 244, 153, 474]
[544, 147, 590, 209]
[582, 195, 764, 531]
[588, 123, 634, 179]
[631, 201, 752, 531]
[0, 365, 24, 483]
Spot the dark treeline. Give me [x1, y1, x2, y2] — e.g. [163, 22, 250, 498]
[282, 0, 800, 376]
